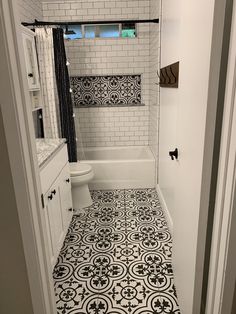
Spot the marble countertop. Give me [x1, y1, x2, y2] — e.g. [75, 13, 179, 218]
[36, 138, 66, 167]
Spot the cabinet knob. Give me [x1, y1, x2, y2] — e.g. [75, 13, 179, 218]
[66, 178, 70, 183]
[68, 208, 73, 212]
[28, 73, 34, 78]
[51, 189, 56, 195]
[48, 194, 53, 200]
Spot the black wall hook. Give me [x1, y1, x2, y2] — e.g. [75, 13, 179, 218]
[169, 148, 178, 160]
[160, 62, 179, 88]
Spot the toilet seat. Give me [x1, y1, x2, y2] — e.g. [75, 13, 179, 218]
[70, 162, 92, 177]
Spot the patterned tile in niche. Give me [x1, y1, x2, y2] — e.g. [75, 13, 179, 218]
[54, 189, 180, 314]
[70, 75, 142, 107]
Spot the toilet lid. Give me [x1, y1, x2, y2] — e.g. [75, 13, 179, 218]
[70, 163, 92, 177]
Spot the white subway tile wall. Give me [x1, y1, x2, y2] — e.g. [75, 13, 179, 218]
[74, 106, 149, 147]
[149, 0, 161, 181]
[42, 0, 156, 148]
[18, 0, 42, 22]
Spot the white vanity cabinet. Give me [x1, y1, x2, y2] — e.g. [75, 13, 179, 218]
[40, 144, 73, 269]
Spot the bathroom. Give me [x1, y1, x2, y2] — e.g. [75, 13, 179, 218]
[1, 0, 236, 314]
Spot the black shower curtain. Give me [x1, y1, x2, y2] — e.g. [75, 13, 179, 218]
[53, 28, 77, 162]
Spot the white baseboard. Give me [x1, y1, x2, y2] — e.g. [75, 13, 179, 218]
[89, 180, 155, 190]
[156, 184, 173, 235]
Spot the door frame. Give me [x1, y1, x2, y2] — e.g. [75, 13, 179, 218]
[0, 1, 56, 313]
[193, 0, 234, 312]
[205, 0, 236, 311]
[0, 0, 234, 314]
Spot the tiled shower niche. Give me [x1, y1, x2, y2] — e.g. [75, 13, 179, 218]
[71, 75, 142, 108]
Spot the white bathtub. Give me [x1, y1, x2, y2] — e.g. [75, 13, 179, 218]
[81, 146, 155, 190]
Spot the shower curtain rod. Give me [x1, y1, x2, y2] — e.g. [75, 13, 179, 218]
[22, 18, 159, 27]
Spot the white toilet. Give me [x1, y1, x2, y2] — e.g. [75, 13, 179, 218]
[70, 162, 94, 211]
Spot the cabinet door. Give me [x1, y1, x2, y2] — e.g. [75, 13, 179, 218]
[45, 184, 64, 269]
[22, 30, 40, 91]
[43, 195, 54, 267]
[59, 163, 73, 232]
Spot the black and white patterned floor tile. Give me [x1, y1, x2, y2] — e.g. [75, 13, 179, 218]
[54, 189, 180, 314]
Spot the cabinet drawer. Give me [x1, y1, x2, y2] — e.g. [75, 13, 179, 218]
[40, 144, 68, 195]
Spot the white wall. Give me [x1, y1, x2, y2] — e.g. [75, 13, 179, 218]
[159, 0, 215, 313]
[159, 0, 180, 224]
[42, 0, 153, 149]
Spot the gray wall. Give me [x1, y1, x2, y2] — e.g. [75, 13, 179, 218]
[0, 110, 34, 314]
[18, 0, 43, 22]
[232, 282, 236, 314]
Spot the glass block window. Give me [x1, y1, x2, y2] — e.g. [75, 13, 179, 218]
[121, 23, 136, 38]
[84, 25, 96, 39]
[64, 25, 82, 40]
[64, 23, 137, 40]
[99, 24, 120, 38]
